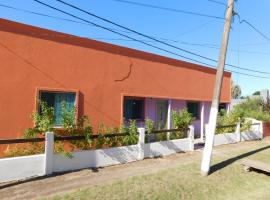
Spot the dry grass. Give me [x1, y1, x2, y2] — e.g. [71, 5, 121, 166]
[42, 138, 270, 200]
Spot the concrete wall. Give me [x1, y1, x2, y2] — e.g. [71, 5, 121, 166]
[0, 128, 194, 183]
[144, 138, 191, 158]
[53, 138, 193, 173]
[0, 122, 262, 184]
[0, 154, 45, 183]
[53, 145, 141, 172]
[213, 119, 263, 146]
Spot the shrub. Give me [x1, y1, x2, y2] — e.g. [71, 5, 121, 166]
[171, 108, 193, 139]
[123, 120, 138, 145]
[24, 101, 54, 138]
[5, 104, 143, 157]
[216, 102, 254, 134]
[145, 117, 154, 134]
[172, 108, 193, 129]
[4, 143, 44, 157]
[233, 98, 270, 121]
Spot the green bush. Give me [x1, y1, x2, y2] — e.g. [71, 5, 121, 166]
[123, 120, 138, 145]
[145, 117, 154, 134]
[24, 101, 54, 138]
[172, 108, 193, 129]
[215, 98, 267, 134]
[233, 98, 270, 121]
[171, 108, 193, 139]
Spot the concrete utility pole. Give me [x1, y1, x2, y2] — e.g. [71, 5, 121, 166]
[201, 0, 234, 176]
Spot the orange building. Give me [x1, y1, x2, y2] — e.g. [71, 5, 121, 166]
[0, 19, 231, 141]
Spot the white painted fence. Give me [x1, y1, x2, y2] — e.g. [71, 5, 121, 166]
[0, 154, 45, 183]
[0, 127, 194, 183]
[212, 119, 263, 146]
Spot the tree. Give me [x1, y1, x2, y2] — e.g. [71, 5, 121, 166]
[253, 91, 260, 95]
[231, 81, 241, 99]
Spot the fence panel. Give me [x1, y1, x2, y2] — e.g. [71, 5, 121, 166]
[0, 154, 45, 183]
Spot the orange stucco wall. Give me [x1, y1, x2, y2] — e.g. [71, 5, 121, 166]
[0, 19, 231, 140]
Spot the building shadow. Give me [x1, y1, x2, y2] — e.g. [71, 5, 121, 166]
[210, 145, 270, 175]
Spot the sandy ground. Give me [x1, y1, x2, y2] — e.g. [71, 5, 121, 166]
[0, 140, 264, 200]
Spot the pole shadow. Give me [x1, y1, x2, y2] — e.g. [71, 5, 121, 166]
[210, 145, 270, 175]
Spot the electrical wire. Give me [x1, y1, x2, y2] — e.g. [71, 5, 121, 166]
[3, 2, 267, 57]
[112, 0, 225, 20]
[2, 3, 269, 57]
[207, 0, 227, 7]
[0, 3, 93, 26]
[0, 3, 138, 34]
[53, 0, 270, 75]
[20, 0, 270, 79]
[32, 0, 223, 68]
[235, 13, 270, 43]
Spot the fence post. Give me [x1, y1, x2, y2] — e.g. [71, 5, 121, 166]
[138, 128, 145, 160]
[259, 121, 263, 139]
[44, 132, 54, 175]
[188, 125, 194, 151]
[236, 122, 241, 142]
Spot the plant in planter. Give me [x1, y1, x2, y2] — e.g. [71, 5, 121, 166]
[59, 102, 93, 151]
[24, 101, 55, 138]
[145, 117, 156, 143]
[216, 108, 252, 134]
[123, 120, 138, 145]
[145, 117, 154, 134]
[6, 101, 54, 157]
[171, 108, 193, 139]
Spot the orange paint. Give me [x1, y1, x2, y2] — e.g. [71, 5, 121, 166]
[0, 19, 231, 141]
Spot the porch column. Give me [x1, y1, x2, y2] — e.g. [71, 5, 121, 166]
[167, 99, 172, 140]
[200, 102, 205, 142]
[226, 103, 230, 114]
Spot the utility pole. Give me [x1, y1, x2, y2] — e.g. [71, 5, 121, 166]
[201, 0, 234, 176]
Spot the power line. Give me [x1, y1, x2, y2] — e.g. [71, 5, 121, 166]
[240, 20, 270, 43]
[5, 1, 265, 56]
[235, 13, 270, 43]
[207, 0, 227, 7]
[0, 3, 221, 47]
[112, 0, 225, 20]
[31, 1, 270, 80]
[0, 3, 93, 26]
[0, 3, 183, 43]
[32, 0, 220, 67]
[53, 0, 270, 75]
[227, 69, 270, 79]
[0, 3, 138, 35]
[172, 20, 215, 39]
[53, 1, 225, 62]
[91, 37, 270, 55]
[2, 2, 269, 57]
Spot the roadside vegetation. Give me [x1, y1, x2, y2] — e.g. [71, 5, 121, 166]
[216, 98, 270, 134]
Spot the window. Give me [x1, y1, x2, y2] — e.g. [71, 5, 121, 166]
[219, 103, 227, 112]
[187, 102, 200, 119]
[218, 103, 227, 116]
[39, 91, 76, 126]
[123, 97, 144, 120]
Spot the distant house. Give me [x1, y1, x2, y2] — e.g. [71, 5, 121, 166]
[0, 19, 231, 141]
[230, 89, 269, 111]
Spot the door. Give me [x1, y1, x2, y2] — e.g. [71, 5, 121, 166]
[156, 100, 168, 129]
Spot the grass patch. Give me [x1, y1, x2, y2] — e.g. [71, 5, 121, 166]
[41, 139, 270, 200]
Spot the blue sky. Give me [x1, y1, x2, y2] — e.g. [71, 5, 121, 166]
[1, 0, 270, 96]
